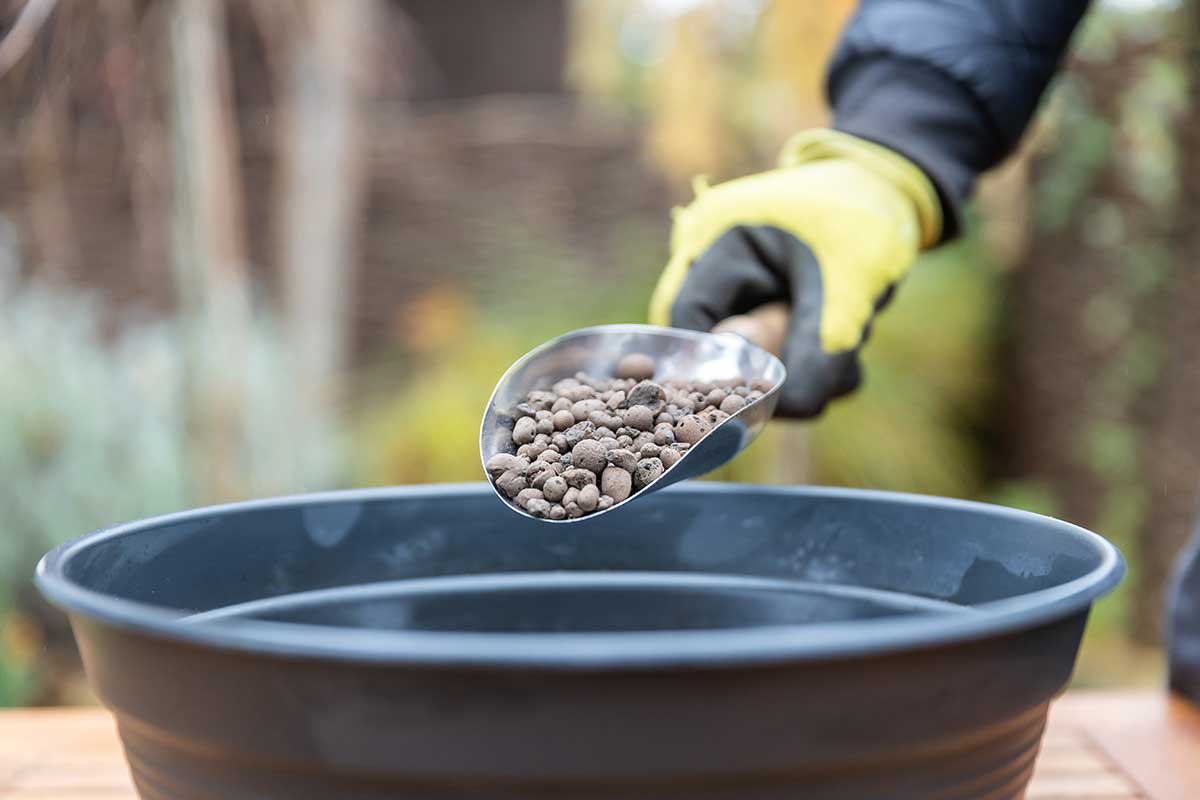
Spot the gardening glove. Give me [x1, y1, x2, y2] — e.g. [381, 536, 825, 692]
[649, 130, 942, 417]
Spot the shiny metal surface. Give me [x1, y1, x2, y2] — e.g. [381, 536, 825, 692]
[480, 324, 786, 522]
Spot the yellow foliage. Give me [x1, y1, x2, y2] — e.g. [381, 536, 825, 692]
[0, 611, 39, 667]
[646, 6, 730, 183]
[759, 0, 855, 128]
[566, 0, 635, 99]
[394, 284, 473, 355]
[356, 323, 529, 486]
[637, 0, 859, 181]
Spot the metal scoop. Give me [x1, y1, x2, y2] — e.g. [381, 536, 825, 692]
[480, 304, 789, 523]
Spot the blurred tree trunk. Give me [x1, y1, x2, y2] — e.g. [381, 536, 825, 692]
[269, 0, 377, 487]
[1144, 0, 1200, 640]
[169, 0, 252, 503]
[24, 91, 74, 282]
[22, 0, 74, 283]
[1004, 10, 1190, 644]
[101, 0, 170, 305]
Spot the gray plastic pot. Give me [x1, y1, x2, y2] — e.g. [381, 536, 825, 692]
[36, 483, 1122, 800]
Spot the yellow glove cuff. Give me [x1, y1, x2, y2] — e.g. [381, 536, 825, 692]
[779, 129, 942, 248]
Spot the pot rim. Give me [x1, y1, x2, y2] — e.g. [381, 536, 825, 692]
[35, 482, 1124, 670]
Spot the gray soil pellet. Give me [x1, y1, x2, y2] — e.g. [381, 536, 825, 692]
[516, 488, 544, 509]
[590, 411, 620, 430]
[607, 448, 637, 472]
[623, 405, 654, 431]
[490, 357, 761, 518]
[563, 420, 596, 447]
[653, 424, 675, 446]
[542, 475, 568, 502]
[615, 353, 655, 381]
[513, 416, 537, 445]
[673, 414, 711, 445]
[564, 468, 596, 489]
[563, 385, 595, 402]
[571, 399, 603, 422]
[571, 440, 608, 474]
[625, 381, 666, 413]
[486, 453, 520, 478]
[668, 396, 691, 411]
[705, 409, 730, 426]
[528, 391, 557, 410]
[634, 457, 664, 489]
[496, 470, 527, 498]
[632, 433, 656, 451]
[720, 394, 746, 414]
[578, 484, 600, 512]
[601, 466, 632, 502]
[640, 442, 662, 459]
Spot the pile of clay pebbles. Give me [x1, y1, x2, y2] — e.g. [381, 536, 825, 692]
[486, 352, 770, 519]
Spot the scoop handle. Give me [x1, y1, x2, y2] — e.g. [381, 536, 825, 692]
[711, 302, 789, 357]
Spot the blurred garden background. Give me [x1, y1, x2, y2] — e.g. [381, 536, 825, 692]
[0, 0, 1193, 704]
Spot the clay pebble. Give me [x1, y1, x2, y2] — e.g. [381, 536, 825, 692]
[615, 353, 656, 381]
[601, 466, 633, 502]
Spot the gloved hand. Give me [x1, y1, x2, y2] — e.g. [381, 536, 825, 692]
[649, 130, 942, 417]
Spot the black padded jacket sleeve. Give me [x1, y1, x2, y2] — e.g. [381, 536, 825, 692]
[827, 0, 1092, 239]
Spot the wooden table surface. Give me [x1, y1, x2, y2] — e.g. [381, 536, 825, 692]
[0, 690, 1194, 799]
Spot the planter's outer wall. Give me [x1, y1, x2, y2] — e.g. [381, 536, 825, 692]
[38, 484, 1122, 800]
